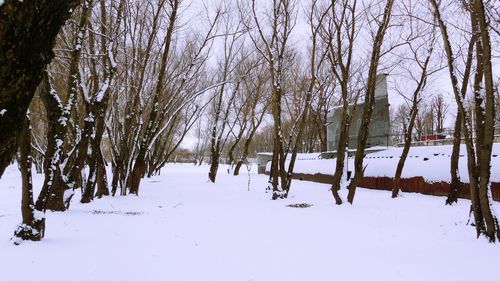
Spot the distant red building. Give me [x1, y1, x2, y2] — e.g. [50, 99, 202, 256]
[420, 134, 446, 142]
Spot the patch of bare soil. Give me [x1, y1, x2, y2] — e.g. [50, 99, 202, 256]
[286, 203, 313, 208]
[90, 210, 144, 216]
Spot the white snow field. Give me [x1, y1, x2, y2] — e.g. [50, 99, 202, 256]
[1, 163, 499, 281]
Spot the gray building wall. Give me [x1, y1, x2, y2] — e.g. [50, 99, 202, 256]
[326, 74, 391, 151]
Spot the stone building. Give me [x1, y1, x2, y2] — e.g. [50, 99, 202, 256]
[326, 74, 391, 151]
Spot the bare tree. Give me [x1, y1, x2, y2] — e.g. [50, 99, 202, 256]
[80, 0, 126, 203]
[346, 0, 395, 204]
[391, 104, 409, 144]
[115, 0, 225, 195]
[320, 0, 362, 205]
[391, 3, 438, 197]
[243, 0, 328, 199]
[208, 4, 248, 183]
[431, 93, 449, 134]
[147, 102, 206, 177]
[233, 61, 270, 176]
[280, 0, 329, 195]
[193, 118, 212, 166]
[107, 0, 170, 196]
[413, 100, 436, 140]
[243, 0, 298, 199]
[430, 0, 499, 241]
[35, 1, 93, 211]
[12, 113, 44, 244]
[127, 0, 182, 194]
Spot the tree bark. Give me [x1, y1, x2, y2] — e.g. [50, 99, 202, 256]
[324, 0, 358, 205]
[35, 72, 68, 212]
[330, 91, 353, 205]
[128, 0, 178, 195]
[13, 114, 45, 243]
[392, 104, 418, 198]
[234, 121, 262, 176]
[347, 0, 394, 204]
[447, 33, 475, 204]
[0, 0, 80, 179]
[473, 0, 499, 241]
[392, 50, 432, 198]
[431, 0, 499, 241]
[447, 105, 463, 204]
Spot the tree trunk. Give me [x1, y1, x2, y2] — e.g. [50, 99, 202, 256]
[447, 112, 462, 204]
[65, 116, 93, 191]
[94, 152, 109, 198]
[234, 137, 253, 176]
[35, 1, 91, 210]
[0, 0, 80, 179]
[13, 114, 45, 244]
[35, 72, 69, 212]
[208, 149, 220, 183]
[330, 97, 351, 205]
[431, 0, 499, 241]
[392, 105, 418, 198]
[226, 128, 245, 174]
[127, 0, 178, 195]
[128, 153, 146, 195]
[269, 85, 288, 200]
[474, 0, 500, 241]
[446, 16, 476, 205]
[392, 51, 431, 198]
[234, 102, 268, 176]
[208, 106, 222, 183]
[82, 87, 111, 202]
[347, 0, 394, 204]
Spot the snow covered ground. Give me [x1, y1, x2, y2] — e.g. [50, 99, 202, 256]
[1, 163, 499, 281]
[291, 144, 500, 182]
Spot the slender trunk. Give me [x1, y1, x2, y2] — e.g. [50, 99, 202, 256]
[270, 85, 288, 200]
[235, 103, 267, 176]
[82, 85, 112, 202]
[208, 113, 221, 183]
[347, 0, 394, 204]
[447, 112, 462, 204]
[474, 0, 500, 241]
[128, 0, 178, 195]
[13, 114, 44, 243]
[35, 73, 68, 212]
[227, 128, 245, 173]
[208, 150, 220, 183]
[66, 116, 93, 190]
[95, 150, 109, 198]
[326, 0, 358, 205]
[111, 162, 121, 196]
[234, 137, 253, 176]
[330, 93, 351, 205]
[447, 35, 475, 204]
[430, 0, 498, 240]
[393, 52, 431, 198]
[284, 43, 319, 197]
[392, 105, 418, 198]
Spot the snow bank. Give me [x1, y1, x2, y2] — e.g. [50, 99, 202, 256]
[288, 144, 500, 183]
